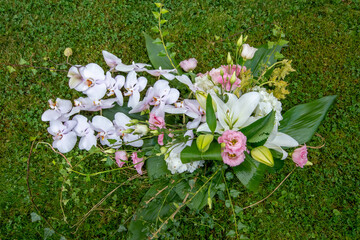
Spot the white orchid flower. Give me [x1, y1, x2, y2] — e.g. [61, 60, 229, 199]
[72, 115, 97, 151]
[115, 61, 151, 73]
[146, 67, 177, 80]
[42, 98, 73, 122]
[68, 65, 84, 89]
[47, 120, 77, 153]
[88, 98, 117, 112]
[113, 113, 143, 147]
[76, 63, 107, 100]
[102, 50, 122, 70]
[197, 92, 260, 133]
[265, 130, 299, 160]
[123, 71, 147, 108]
[105, 72, 125, 106]
[148, 80, 180, 117]
[91, 116, 121, 148]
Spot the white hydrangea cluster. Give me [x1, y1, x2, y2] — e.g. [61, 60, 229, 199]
[165, 144, 204, 174]
[252, 86, 283, 129]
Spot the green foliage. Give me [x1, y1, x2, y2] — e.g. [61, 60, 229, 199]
[205, 94, 217, 133]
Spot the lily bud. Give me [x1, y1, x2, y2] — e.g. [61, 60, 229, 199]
[227, 52, 233, 65]
[251, 146, 274, 167]
[133, 124, 149, 135]
[230, 71, 237, 84]
[195, 91, 207, 110]
[237, 35, 243, 48]
[196, 134, 214, 153]
[241, 44, 257, 60]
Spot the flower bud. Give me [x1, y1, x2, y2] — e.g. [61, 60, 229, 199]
[230, 71, 237, 84]
[195, 91, 207, 110]
[241, 44, 257, 60]
[122, 128, 134, 134]
[196, 134, 214, 153]
[237, 35, 243, 48]
[220, 68, 224, 77]
[64, 48, 73, 57]
[133, 124, 149, 135]
[150, 130, 159, 136]
[251, 146, 274, 167]
[227, 52, 233, 65]
[130, 119, 139, 124]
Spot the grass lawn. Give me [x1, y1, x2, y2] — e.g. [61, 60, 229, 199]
[1, 0, 359, 239]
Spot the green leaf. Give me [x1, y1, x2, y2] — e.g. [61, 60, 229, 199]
[162, 31, 169, 37]
[165, 42, 175, 49]
[206, 94, 217, 133]
[102, 103, 146, 121]
[152, 38, 162, 45]
[19, 58, 28, 65]
[144, 32, 180, 72]
[157, 50, 166, 57]
[230, 189, 240, 198]
[154, 2, 163, 8]
[105, 157, 113, 166]
[274, 52, 284, 59]
[160, 8, 169, 14]
[180, 141, 222, 164]
[150, 26, 159, 33]
[279, 95, 337, 144]
[7, 66, 16, 73]
[278, 39, 289, 46]
[44, 228, 55, 240]
[233, 153, 268, 191]
[244, 44, 283, 77]
[152, 11, 160, 19]
[160, 19, 167, 24]
[146, 156, 170, 179]
[240, 111, 275, 143]
[226, 230, 236, 237]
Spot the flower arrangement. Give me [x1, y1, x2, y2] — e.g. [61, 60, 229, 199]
[40, 3, 336, 239]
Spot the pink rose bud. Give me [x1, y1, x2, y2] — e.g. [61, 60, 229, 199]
[179, 58, 198, 72]
[292, 145, 308, 168]
[115, 151, 128, 168]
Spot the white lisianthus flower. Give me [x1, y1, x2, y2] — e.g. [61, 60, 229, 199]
[194, 75, 215, 92]
[165, 144, 204, 174]
[241, 44, 258, 60]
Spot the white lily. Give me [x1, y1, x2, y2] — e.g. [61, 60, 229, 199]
[72, 115, 97, 151]
[123, 71, 147, 108]
[264, 130, 299, 160]
[47, 120, 77, 153]
[91, 116, 121, 148]
[197, 92, 260, 133]
[113, 113, 143, 147]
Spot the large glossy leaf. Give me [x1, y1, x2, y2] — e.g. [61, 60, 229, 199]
[279, 95, 337, 144]
[244, 44, 282, 78]
[180, 141, 222, 164]
[102, 103, 147, 121]
[146, 156, 170, 179]
[144, 32, 180, 72]
[206, 94, 217, 133]
[233, 152, 268, 192]
[240, 111, 275, 143]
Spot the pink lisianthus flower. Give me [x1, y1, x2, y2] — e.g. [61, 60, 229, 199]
[292, 145, 308, 168]
[179, 58, 198, 72]
[131, 152, 144, 175]
[149, 113, 165, 130]
[115, 150, 128, 168]
[218, 130, 247, 167]
[208, 65, 246, 91]
[221, 151, 246, 167]
[158, 133, 164, 146]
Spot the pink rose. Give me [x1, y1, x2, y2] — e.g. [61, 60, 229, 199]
[179, 58, 198, 72]
[115, 151, 128, 168]
[292, 145, 308, 168]
[218, 130, 247, 167]
[149, 113, 165, 130]
[131, 152, 144, 175]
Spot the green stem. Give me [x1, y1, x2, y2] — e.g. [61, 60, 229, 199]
[222, 170, 239, 239]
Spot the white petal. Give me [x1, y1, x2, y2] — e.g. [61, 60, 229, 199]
[42, 110, 61, 121]
[175, 75, 196, 92]
[83, 63, 105, 80]
[165, 89, 180, 104]
[47, 120, 65, 135]
[114, 89, 124, 106]
[91, 116, 113, 132]
[125, 71, 137, 89]
[124, 134, 143, 147]
[85, 84, 107, 100]
[162, 73, 175, 80]
[137, 77, 147, 92]
[79, 134, 97, 151]
[232, 92, 260, 129]
[114, 112, 131, 127]
[128, 90, 140, 109]
[115, 75, 125, 88]
[57, 98, 73, 114]
[163, 105, 186, 114]
[55, 132, 77, 153]
[271, 132, 299, 147]
[102, 50, 121, 68]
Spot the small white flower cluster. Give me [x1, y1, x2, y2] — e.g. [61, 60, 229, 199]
[252, 86, 283, 129]
[165, 144, 204, 174]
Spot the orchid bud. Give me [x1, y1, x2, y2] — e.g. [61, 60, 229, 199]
[251, 146, 274, 167]
[227, 52, 233, 65]
[196, 134, 214, 153]
[237, 35, 243, 48]
[64, 48, 73, 57]
[230, 71, 237, 84]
